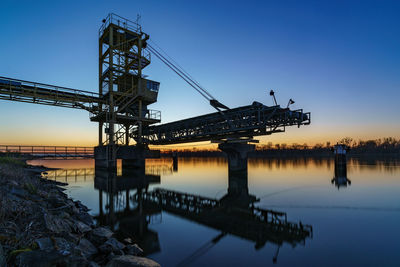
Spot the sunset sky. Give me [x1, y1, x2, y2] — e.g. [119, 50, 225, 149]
[0, 0, 399, 148]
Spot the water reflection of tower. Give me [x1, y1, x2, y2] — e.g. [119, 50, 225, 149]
[94, 163, 162, 255]
[331, 144, 351, 189]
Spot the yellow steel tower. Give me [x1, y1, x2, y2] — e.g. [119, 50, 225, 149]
[92, 14, 161, 169]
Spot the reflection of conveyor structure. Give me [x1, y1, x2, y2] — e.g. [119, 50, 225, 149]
[143, 158, 312, 264]
[145, 187, 312, 265]
[140, 176, 312, 265]
[43, 164, 173, 182]
[93, 159, 312, 264]
[142, 188, 312, 246]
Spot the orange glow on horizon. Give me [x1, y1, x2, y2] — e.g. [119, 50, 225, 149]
[1, 124, 399, 149]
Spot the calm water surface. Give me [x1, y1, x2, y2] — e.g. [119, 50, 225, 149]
[28, 157, 400, 267]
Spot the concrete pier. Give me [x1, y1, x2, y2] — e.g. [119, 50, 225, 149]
[218, 142, 256, 207]
[172, 152, 178, 172]
[331, 144, 351, 188]
[94, 144, 160, 172]
[122, 158, 145, 171]
[332, 144, 348, 169]
[218, 142, 255, 173]
[94, 145, 117, 171]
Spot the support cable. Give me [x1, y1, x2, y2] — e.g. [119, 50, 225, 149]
[147, 43, 214, 100]
[149, 39, 215, 99]
[147, 45, 211, 101]
[147, 43, 229, 111]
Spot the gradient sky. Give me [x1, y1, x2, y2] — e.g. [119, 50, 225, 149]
[0, 0, 399, 147]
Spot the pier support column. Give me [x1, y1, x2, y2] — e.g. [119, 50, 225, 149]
[172, 152, 178, 172]
[218, 142, 255, 173]
[333, 144, 347, 169]
[122, 158, 146, 177]
[331, 144, 351, 188]
[218, 143, 255, 196]
[122, 158, 145, 170]
[120, 145, 146, 176]
[94, 145, 117, 171]
[218, 142, 256, 207]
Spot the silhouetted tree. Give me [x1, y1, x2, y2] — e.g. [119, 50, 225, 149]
[339, 137, 354, 147]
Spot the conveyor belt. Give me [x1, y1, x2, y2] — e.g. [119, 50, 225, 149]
[0, 76, 103, 110]
[133, 101, 310, 145]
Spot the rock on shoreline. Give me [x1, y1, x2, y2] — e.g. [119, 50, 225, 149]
[0, 159, 161, 267]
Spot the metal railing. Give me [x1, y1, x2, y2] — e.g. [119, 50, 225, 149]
[0, 145, 94, 159]
[99, 13, 142, 37]
[145, 109, 161, 121]
[89, 109, 161, 121]
[0, 76, 103, 110]
[0, 77, 100, 99]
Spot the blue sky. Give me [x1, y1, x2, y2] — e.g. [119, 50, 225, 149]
[0, 0, 399, 146]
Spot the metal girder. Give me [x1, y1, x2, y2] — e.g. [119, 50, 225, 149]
[90, 111, 160, 125]
[133, 102, 311, 145]
[0, 76, 102, 110]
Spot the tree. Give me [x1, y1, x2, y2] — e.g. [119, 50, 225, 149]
[339, 137, 354, 147]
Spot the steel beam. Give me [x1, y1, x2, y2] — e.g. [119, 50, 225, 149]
[0, 77, 102, 110]
[134, 103, 310, 145]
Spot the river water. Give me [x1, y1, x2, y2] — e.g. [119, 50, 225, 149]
[28, 157, 400, 266]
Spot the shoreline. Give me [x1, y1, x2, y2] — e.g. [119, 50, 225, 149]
[0, 158, 160, 267]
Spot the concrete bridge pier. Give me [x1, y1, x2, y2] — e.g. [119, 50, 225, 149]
[94, 145, 117, 171]
[172, 152, 178, 172]
[120, 145, 148, 176]
[332, 144, 348, 177]
[218, 142, 256, 207]
[333, 144, 348, 169]
[122, 158, 145, 170]
[331, 144, 351, 188]
[218, 142, 255, 173]
[95, 144, 160, 174]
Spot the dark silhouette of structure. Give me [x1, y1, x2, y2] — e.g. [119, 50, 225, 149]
[331, 144, 351, 189]
[93, 159, 313, 264]
[0, 13, 310, 172]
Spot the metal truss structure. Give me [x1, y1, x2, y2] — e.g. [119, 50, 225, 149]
[0, 77, 102, 111]
[134, 102, 310, 145]
[92, 13, 161, 148]
[0, 13, 311, 158]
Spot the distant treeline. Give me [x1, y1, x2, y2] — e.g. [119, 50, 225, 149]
[160, 137, 400, 157]
[255, 137, 400, 154]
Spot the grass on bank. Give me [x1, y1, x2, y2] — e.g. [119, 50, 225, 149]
[0, 155, 26, 167]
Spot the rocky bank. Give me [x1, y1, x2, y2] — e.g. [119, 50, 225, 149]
[0, 158, 160, 267]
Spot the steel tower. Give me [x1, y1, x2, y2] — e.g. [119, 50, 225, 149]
[92, 14, 161, 169]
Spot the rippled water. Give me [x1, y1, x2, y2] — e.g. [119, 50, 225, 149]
[28, 157, 400, 266]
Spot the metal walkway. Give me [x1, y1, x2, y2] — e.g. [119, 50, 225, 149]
[134, 102, 310, 145]
[0, 77, 102, 111]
